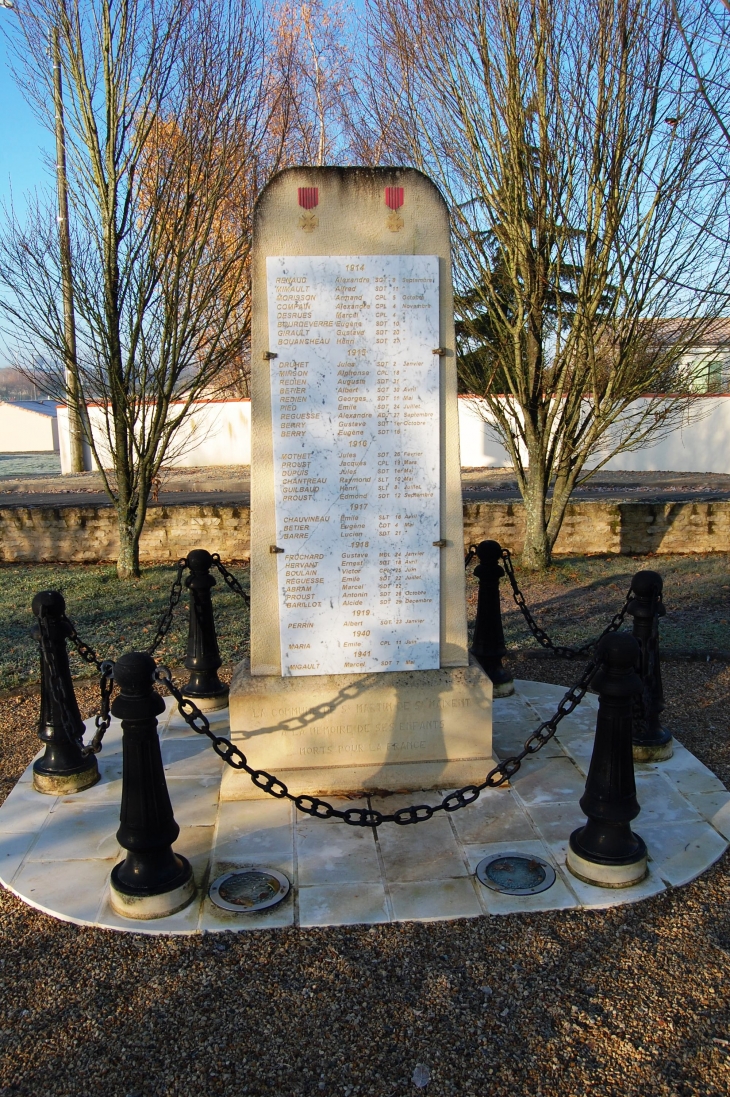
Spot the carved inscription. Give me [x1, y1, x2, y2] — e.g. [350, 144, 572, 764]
[267, 255, 441, 676]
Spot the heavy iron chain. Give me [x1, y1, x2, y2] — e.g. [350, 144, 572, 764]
[36, 550, 244, 756]
[62, 559, 188, 666]
[155, 660, 597, 827]
[146, 558, 187, 655]
[81, 662, 115, 756]
[37, 612, 113, 755]
[465, 544, 632, 660]
[46, 551, 240, 752]
[64, 617, 105, 670]
[60, 552, 244, 669]
[211, 554, 250, 605]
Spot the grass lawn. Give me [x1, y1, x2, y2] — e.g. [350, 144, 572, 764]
[468, 551, 730, 658]
[0, 552, 727, 691]
[0, 560, 250, 691]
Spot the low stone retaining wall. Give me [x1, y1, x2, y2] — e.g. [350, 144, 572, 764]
[0, 498, 727, 563]
[0, 503, 251, 563]
[464, 500, 730, 556]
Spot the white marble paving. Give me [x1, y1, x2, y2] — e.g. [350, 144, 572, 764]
[510, 756, 588, 806]
[296, 822, 382, 886]
[299, 881, 390, 928]
[28, 802, 120, 862]
[522, 801, 589, 864]
[641, 819, 728, 887]
[388, 878, 483, 922]
[376, 813, 468, 883]
[0, 830, 39, 883]
[563, 864, 668, 910]
[685, 790, 730, 840]
[1, 680, 727, 934]
[633, 771, 705, 825]
[449, 788, 536, 846]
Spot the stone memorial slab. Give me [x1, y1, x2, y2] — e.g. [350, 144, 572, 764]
[228, 166, 494, 797]
[267, 253, 441, 676]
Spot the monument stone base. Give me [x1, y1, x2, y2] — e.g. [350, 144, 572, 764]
[223, 658, 494, 800]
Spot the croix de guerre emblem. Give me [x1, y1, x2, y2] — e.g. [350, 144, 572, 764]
[298, 186, 319, 232]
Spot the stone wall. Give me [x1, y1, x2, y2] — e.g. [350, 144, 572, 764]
[463, 500, 730, 555]
[0, 499, 727, 563]
[0, 503, 251, 563]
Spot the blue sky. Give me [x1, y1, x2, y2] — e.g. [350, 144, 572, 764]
[0, 28, 52, 214]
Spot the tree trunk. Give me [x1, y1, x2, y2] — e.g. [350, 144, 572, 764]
[521, 469, 551, 571]
[117, 511, 141, 579]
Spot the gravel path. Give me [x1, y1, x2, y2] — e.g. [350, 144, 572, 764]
[4, 465, 730, 509]
[1, 656, 730, 1097]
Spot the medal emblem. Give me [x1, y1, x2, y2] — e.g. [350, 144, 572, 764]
[385, 186, 404, 232]
[298, 187, 319, 232]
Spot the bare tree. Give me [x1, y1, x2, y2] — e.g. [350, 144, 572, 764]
[278, 0, 355, 165]
[672, 0, 730, 152]
[0, 0, 293, 576]
[361, 0, 728, 568]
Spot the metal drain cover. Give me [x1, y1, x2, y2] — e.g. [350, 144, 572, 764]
[209, 868, 290, 912]
[475, 852, 556, 896]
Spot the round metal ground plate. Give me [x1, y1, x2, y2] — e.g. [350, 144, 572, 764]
[475, 852, 556, 896]
[209, 868, 290, 912]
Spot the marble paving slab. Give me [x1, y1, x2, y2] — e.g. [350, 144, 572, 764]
[1, 682, 727, 935]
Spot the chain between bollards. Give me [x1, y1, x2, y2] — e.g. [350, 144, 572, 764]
[156, 655, 598, 827]
[32, 551, 249, 766]
[466, 543, 633, 658]
[211, 554, 250, 605]
[500, 548, 633, 658]
[146, 557, 188, 655]
[81, 662, 115, 757]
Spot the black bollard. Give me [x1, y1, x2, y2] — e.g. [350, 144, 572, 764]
[110, 652, 195, 919]
[181, 549, 229, 711]
[470, 540, 515, 697]
[627, 570, 673, 762]
[31, 591, 99, 795]
[567, 633, 648, 888]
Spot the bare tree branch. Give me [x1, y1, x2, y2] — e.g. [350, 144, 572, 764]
[0, 0, 297, 576]
[360, 0, 729, 568]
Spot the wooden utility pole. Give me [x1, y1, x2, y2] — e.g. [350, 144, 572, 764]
[53, 25, 84, 472]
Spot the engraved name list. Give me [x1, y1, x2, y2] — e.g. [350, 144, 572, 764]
[266, 254, 441, 677]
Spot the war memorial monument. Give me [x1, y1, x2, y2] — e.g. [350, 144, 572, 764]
[0, 167, 727, 931]
[225, 166, 496, 799]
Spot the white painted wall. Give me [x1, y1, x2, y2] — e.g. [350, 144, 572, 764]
[56, 394, 730, 474]
[56, 406, 93, 472]
[458, 395, 730, 474]
[0, 401, 59, 452]
[599, 397, 730, 473]
[457, 396, 512, 468]
[59, 400, 253, 473]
